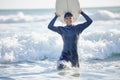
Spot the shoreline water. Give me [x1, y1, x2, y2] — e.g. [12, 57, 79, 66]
[0, 56, 120, 80]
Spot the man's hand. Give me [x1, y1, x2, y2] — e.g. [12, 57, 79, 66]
[55, 12, 61, 17]
[78, 8, 82, 14]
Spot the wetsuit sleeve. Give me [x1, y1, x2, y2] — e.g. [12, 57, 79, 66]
[48, 15, 62, 34]
[75, 11, 93, 33]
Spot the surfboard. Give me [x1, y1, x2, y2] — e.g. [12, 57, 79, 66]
[56, 0, 80, 23]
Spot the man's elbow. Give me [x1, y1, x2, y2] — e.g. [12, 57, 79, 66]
[89, 19, 93, 25]
[90, 18, 93, 23]
[48, 26, 51, 30]
[48, 25, 53, 30]
[48, 24, 51, 29]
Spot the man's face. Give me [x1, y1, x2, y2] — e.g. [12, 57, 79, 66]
[64, 16, 73, 26]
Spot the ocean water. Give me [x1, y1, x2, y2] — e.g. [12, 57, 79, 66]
[0, 7, 120, 80]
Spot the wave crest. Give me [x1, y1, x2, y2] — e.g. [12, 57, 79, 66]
[0, 30, 120, 63]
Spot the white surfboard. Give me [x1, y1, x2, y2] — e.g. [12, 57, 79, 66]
[56, 0, 80, 23]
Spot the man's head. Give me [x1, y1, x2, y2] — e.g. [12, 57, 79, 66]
[64, 12, 73, 18]
[64, 12, 73, 26]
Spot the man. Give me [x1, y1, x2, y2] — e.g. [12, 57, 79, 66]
[48, 10, 93, 70]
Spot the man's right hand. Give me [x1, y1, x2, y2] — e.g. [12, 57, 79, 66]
[55, 12, 61, 17]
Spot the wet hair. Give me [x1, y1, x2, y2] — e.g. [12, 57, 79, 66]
[64, 12, 73, 18]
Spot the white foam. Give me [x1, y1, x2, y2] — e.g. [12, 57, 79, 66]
[0, 9, 120, 63]
[0, 29, 120, 63]
[0, 12, 50, 23]
[92, 10, 120, 20]
[0, 10, 120, 23]
[79, 29, 120, 60]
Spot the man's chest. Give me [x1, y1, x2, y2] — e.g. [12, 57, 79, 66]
[61, 29, 78, 39]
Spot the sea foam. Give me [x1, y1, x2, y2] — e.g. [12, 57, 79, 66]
[0, 10, 119, 23]
[0, 29, 120, 63]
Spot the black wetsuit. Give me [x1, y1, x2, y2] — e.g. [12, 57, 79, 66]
[48, 11, 92, 70]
